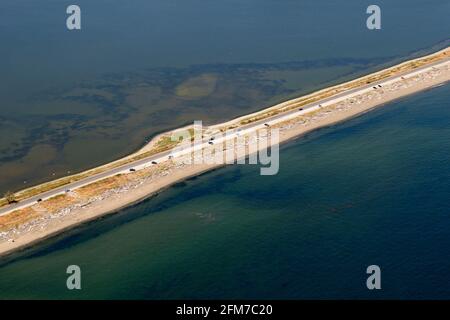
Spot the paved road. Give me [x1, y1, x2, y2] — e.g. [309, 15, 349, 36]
[1, 58, 448, 216]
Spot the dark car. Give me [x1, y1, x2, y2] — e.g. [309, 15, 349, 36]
[264, 123, 270, 127]
[37, 199, 42, 203]
[129, 168, 136, 172]
[151, 161, 158, 165]
[299, 108, 304, 111]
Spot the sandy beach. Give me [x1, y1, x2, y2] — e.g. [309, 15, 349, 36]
[0, 52, 449, 258]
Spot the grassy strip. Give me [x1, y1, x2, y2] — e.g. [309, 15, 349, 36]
[1, 48, 448, 208]
[0, 135, 182, 206]
[221, 49, 448, 130]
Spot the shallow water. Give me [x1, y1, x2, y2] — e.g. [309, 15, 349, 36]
[0, 84, 448, 299]
[0, 0, 449, 193]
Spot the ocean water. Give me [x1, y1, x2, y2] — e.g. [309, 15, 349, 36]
[0, 84, 449, 299]
[0, 0, 449, 193]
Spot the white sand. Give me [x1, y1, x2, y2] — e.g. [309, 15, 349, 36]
[0, 60, 448, 258]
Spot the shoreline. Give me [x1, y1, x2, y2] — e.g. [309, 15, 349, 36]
[2, 47, 449, 211]
[0, 51, 449, 258]
[0, 164, 224, 262]
[3, 47, 449, 210]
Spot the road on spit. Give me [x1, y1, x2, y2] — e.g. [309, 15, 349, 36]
[1, 58, 448, 216]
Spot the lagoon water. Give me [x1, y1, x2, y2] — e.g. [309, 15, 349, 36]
[0, 0, 449, 193]
[0, 84, 449, 299]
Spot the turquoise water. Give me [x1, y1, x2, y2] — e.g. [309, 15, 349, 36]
[0, 84, 449, 299]
[0, 0, 449, 193]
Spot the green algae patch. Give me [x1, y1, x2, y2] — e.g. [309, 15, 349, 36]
[175, 74, 218, 99]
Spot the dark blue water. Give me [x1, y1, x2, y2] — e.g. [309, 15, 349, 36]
[0, 84, 449, 299]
